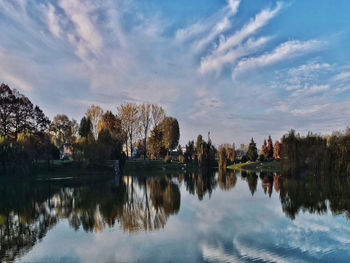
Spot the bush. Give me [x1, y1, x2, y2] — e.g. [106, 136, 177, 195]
[164, 155, 171, 163]
[241, 155, 248, 163]
[258, 154, 265, 162]
[178, 154, 185, 163]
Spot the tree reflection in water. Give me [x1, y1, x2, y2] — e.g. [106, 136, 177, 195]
[1, 170, 350, 262]
[0, 175, 181, 262]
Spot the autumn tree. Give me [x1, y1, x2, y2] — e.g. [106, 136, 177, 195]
[247, 138, 258, 161]
[218, 145, 228, 169]
[161, 117, 180, 153]
[118, 103, 140, 158]
[273, 140, 280, 159]
[85, 104, 104, 139]
[148, 125, 166, 158]
[261, 139, 268, 160]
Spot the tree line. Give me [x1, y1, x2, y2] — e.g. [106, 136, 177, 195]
[0, 83, 180, 174]
[280, 129, 350, 176]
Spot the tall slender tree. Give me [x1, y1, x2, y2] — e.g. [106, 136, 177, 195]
[139, 103, 152, 159]
[118, 103, 140, 158]
[247, 138, 258, 161]
[85, 104, 104, 140]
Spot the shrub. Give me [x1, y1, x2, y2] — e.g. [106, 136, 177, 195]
[164, 155, 171, 163]
[178, 154, 185, 163]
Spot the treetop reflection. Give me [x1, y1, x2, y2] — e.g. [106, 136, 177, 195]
[1, 171, 350, 262]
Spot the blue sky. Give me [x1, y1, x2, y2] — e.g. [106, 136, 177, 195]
[1, 0, 350, 146]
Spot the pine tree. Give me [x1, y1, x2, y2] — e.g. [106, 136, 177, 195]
[267, 135, 274, 159]
[247, 138, 258, 161]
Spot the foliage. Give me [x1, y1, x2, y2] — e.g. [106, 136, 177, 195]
[164, 155, 171, 163]
[85, 104, 104, 139]
[194, 134, 216, 167]
[267, 136, 274, 159]
[273, 140, 280, 159]
[79, 116, 93, 138]
[247, 138, 258, 161]
[280, 129, 350, 176]
[51, 114, 76, 153]
[161, 116, 180, 152]
[184, 140, 195, 163]
[148, 125, 166, 158]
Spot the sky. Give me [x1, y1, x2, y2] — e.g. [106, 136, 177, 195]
[1, 0, 350, 147]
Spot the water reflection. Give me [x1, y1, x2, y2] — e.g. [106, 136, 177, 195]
[1, 170, 350, 262]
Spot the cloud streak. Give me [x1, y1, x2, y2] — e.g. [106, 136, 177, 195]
[232, 40, 324, 78]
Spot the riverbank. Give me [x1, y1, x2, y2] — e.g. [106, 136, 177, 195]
[227, 160, 280, 173]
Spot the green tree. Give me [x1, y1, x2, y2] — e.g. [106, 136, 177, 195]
[79, 116, 93, 138]
[267, 135, 274, 159]
[247, 138, 258, 161]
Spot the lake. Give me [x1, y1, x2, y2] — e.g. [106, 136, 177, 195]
[1, 170, 350, 263]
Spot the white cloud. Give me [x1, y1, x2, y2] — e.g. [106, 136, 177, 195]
[291, 84, 329, 97]
[232, 40, 324, 77]
[47, 4, 61, 37]
[59, 0, 103, 62]
[333, 71, 350, 82]
[216, 2, 282, 55]
[199, 36, 270, 74]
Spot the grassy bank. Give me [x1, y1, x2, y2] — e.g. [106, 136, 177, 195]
[227, 160, 280, 173]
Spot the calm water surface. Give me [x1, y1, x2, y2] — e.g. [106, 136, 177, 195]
[1, 170, 350, 263]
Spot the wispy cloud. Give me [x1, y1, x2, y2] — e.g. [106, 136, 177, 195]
[199, 36, 270, 74]
[58, 0, 103, 63]
[232, 40, 324, 78]
[216, 2, 282, 55]
[46, 4, 61, 38]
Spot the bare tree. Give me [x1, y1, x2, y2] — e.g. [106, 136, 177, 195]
[118, 103, 140, 159]
[85, 104, 104, 140]
[139, 104, 152, 159]
[151, 104, 165, 128]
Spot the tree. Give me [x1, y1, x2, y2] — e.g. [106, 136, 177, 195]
[79, 116, 93, 138]
[151, 104, 165, 127]
[218, 145, 228, 169]
[118, 103, 140, 158]
[98, 111, 122, 135]
[148, 125, 166, 158]
[261, 139, 268, 160]
[161, 117, 180, 153]
[273, 140, 280, 159]
[247, 138, 258, 161]
[85, 104, 104, 140]
[51, 114, 75, 153]
[177, 144, 183, 156]
[184, 140, 194, 163]
[267, 135, 274, 159]
[33, 106, 50, 134]
[12, 90, 34, 139]
[139, 103, 152, 160]
[0, 84, 15, 137]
